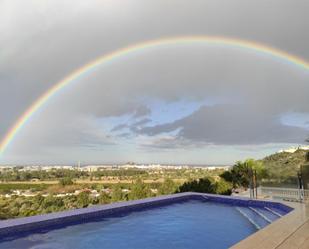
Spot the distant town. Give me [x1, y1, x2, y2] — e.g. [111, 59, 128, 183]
[0, 163, 230, 172]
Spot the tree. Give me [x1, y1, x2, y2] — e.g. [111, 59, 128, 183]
[41, 195, 64, 213]
[158, 178, 176, 195]
[220, 159, 267, 188]
[306, 138, 309, 162]
[306, 152, 309, 162]
[111, 184, 123, 202]
[220, 170, 239, 188]
[77, 192, 90, 208]
[98, 192, 111, 204]
[178, 177, 215, 193]
[59, 177, 74, 186]
[213, 179, 232, 195]
[129, 179, 151, 200]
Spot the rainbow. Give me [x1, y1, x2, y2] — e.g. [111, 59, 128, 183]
[1, 35, 309, 156]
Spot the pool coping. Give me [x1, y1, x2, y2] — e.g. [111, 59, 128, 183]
[0, 192, 296, 246]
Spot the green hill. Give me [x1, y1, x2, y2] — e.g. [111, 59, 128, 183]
[260, 149, 308, 184]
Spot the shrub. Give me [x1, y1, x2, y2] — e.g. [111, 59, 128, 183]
[177, 177, 215, 194]
[59, 177, 74, 186]
[129, 179, 151, 200]
[158, 178, 177, 195]
[213, 179, 232, 195]
[77, 192, 90, 208]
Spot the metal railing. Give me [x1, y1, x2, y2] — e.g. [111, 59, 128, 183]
[260, 186, 309, 201]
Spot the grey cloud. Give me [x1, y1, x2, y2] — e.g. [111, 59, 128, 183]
[132, 118, 152, 127]
[4, 45, 309, 160]
[111, 124, 128, 132]
[138, 136, 208, 151]
[138, 105, 309, 145]
[110, 118, 151, 134]
[118, 132, 132, 138]
[133, 105, 151, 118]
[1, 0, 309, 163]
[2, 0, 309, 127]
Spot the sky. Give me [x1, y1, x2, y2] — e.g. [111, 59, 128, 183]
[0, 0, 309, 165]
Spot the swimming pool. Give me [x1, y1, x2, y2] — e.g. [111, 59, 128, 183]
[0, 193, 292, 249]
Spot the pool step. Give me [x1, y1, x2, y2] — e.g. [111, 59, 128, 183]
[264, 207, 283, 217]
[249, 207, 272, 223]
[254, 207, 280, 222]
[236, 207, 270, 230]
[236, 207, 261, 230]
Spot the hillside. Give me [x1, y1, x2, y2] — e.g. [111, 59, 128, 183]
[261, 149, 308, 183]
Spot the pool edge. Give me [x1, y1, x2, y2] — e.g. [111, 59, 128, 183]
[0, 192, 294, 244]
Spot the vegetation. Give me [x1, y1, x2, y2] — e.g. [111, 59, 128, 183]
[261, 149, 307, 186]
[158, 178, 178, 195]
[220, 159, 266, 188]
[213, 179, 233, 195]
[0, 169, 86, 182]
[59, 177, 74, 186]
[0, 183, 49, 195]
[302, 140, 309, 188]
[178, 177, 232, 195]
[219, 149, 309, 188]
[178, 177, 214, 193]
[306, 151, 309, 162]
[0, 174, 233, 220]
[0, 193, 98, 219]
[0, 167, 223, 184]
[129, 178, 152, 200]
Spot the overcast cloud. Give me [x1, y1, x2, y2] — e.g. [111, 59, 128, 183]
[0, 0, 309, 164]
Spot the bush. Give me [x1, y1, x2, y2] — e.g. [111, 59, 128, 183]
[158, 178, 176, 195]
[177, 177, 215, 194]
[77, 192, 90, 208]
[99, 192, 111, 204]
[177, 177, 232, 195]
[306, 151, 309, 162]
[111, 185, 124, 202]
[129, 179, 151, 200]
[59, 177, 74, 186]
[213, 179, 232, 195]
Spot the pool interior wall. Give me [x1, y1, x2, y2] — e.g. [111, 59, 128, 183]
[0, 192, 293, 243]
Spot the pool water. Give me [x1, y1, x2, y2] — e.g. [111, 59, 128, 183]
[0, 200, 283, 249]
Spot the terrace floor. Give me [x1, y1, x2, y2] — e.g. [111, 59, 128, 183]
[232, 200, 309, 249]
